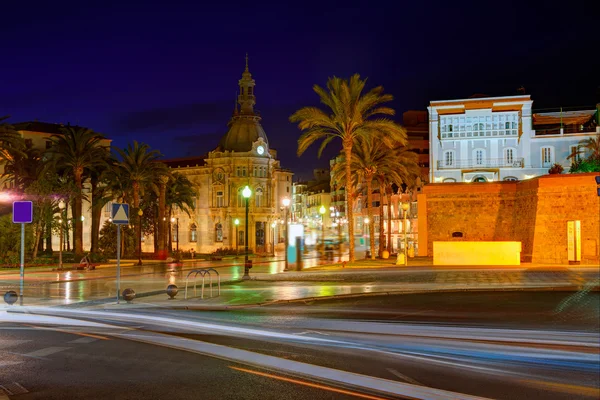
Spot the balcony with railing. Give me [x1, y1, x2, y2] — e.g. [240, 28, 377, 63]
[437, 158, 524, 169]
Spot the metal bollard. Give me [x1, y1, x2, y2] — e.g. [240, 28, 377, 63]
[4, 291, 18, 305]
[122, 288, 136, 303]
[166, 284, 178, 299]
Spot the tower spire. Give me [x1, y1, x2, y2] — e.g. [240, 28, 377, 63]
[245, 53, 249, 71]
[238, 54, 256, 115]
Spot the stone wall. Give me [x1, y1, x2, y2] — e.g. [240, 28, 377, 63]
[419, 173, 600, 265]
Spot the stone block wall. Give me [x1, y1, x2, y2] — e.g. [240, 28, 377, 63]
[419, 173, 600, 265]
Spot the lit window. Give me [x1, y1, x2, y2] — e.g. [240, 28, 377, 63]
[215, 223, 223, 242]
[216, 191, 224, 207]
[190, 224, 197, 242]
[255, 187, 263, 207]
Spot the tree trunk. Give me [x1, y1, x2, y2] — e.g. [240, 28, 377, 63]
[73, 172, 84, 256]
[378, 189, 385, 257]
[45, 216, 53, 253]
[157, 177, 167, 256]
[37, 223, 44, 253]
[344, 143, 355, 262]
[90, 178, 101, 254]
[366, 177, 375, 260]
[32, 220, 42, 260]
[168, 207, 173, 253]
[153, 213, 159, 254]
[387, 188, 392, 253]
[65, 200, 71, 251]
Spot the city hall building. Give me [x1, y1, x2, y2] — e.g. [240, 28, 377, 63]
[428, 95, 599, 183]
[150, 58, 293, 254]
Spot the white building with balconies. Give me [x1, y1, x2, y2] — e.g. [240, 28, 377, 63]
[428, 95, 599, 183]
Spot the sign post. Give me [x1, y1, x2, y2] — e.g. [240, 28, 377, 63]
[111, 203, 130, 304]
[13, 201, 33, 306]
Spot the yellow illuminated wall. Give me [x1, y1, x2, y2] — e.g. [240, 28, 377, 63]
[433, 241, 521, 265]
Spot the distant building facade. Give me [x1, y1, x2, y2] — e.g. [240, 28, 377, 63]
[429, 95, 600, 183]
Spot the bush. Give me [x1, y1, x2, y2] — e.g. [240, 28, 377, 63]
[570, 157, 600, 173]
[548, 163, 564, 174]
[212, 247, 241, 256]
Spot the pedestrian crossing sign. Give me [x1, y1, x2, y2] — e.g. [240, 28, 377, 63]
[111, 203, 129, 224]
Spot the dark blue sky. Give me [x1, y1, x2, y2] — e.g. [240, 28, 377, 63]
[2, 1, 598, 179]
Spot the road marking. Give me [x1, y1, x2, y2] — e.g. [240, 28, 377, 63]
[0, 382, 29, 396]
[520, 379, 600, 397]
[69, 336, 99, 344]
[297, 330, 330, 336]
[229, 366, 389, 400]
[25, 346, 70, 357]
[0, 340, 31, 350]
[0, 361, 25, 367]
[22, 324, 109, 340]
[386, 368, 422, 386]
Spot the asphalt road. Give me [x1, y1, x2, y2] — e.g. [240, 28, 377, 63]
[0, 324, 362, 400]
[3, 290, 597, 400]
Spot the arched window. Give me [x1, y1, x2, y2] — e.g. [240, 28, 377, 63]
[472, 176, 487, 183]
[189, 224, 197, 242]
[255, 187, 264, 207]
[504, 176, 518, 182]
[443, 178, 456, 183]
[215, 223, 223, 242]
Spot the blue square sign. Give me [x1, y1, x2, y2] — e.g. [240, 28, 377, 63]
[13, 201, 33, 224]
[111, 203, 129, 224]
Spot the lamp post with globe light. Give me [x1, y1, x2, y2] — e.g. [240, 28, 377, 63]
[171, 217, 179, 253]
[319, 205, 326, 258]
[402, 202, 410, 266]
[137, 209, 144, 265]
[271, 222, 276, 257]
[364, 217, 370, 258]
[242, 186, 252, 279]
[234, 218, 240, 257]
[58, 200, 65, 269]
[282, 197, 290, 270]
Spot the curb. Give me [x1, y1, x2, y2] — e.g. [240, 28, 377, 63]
[129, 284, 599, 311]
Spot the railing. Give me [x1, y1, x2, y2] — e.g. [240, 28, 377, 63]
[441, 130, 518, 139]
[184, 268, 221, 300]
[437, 158, 524, 169]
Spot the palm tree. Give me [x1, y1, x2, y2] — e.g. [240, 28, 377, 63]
[165, 173, 196, 253]
[570, 134, 600, 161]
[290, 74, 406, 262]
[115, 141, 169, 261]
[0, 116, 24, 163]
[46, 126, 108, 255]
[375, 146, 420, 256]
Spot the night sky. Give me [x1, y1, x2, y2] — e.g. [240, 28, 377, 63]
[3, 1, 598, 179]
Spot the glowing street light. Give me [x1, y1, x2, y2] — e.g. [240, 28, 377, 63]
[58, 200, 65, 270]
[234, 218, 240, 257]
[242, 186, 252, 279]
[282, 197, 291, 270]
[319, 205, 326, 257]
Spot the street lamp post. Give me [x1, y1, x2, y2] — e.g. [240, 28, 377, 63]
[319, 205, 326, 259]
[137, 209, 143, 266]
[242, 186, 252, 279]
[364, 217, 370, 259]
[402, 202, 410, 266]
[171, 217, 179, 253]
[282, 198, 290, 270]
[58, 200, 65, 270]
[271, 222, 276, 257]
[234, 218, 240, 257]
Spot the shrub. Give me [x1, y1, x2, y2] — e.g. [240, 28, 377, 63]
[570, 157, 600, 173]
[548, 163, 564, 174]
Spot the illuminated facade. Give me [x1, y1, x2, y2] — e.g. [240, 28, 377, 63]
[151, 58, 293, 254]
[429, 95, 599, 183]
